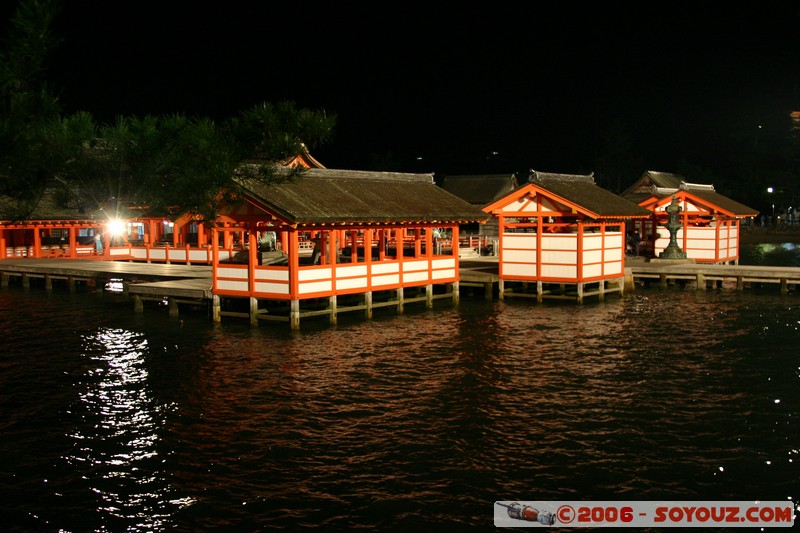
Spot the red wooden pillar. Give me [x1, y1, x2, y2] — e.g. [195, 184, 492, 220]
[247, 230, 257, 295]
[68, 226, 77, 258]
[32, 227, 42, 258]
[576, 223, 584, 282]
[288, 231, 300, 299]
[211, 227, 219, 293]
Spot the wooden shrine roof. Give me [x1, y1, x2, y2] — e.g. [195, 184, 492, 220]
[0, 189, 117, 224]
[650, 184, 759, 217]
[527, 171, 651, 218]
[621, 170, 686, 201]
[235, 167, 489, 225]
[439, 174, 519, 206]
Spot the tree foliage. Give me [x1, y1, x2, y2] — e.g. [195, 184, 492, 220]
[0, 0, 62, 211]
[0, 0, 337, 223]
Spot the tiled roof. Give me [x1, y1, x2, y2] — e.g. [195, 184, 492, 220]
[528, 171, 652, 218]
[664, 185, 758, 216]
[0, 189, 117, 223]
[236, 167, 489, 225]
[440, 174, 519, 206]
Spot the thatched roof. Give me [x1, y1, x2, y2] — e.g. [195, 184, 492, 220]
[235, 167, 489, 225]
[439, 174, 519, 206]
[527, 171, 651, 218]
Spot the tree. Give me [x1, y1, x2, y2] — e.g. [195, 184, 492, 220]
[0, 0, 337, 224]
[0, 0, 63, 216]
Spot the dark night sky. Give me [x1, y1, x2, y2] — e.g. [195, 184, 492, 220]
[9, 1, 800, 177]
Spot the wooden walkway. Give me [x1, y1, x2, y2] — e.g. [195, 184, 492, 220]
[4, 256, 800, 324]
[625, 259, 800, 292]
[0, 259, 213, 315]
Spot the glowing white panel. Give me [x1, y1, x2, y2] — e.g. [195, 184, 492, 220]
[583, 264, 602, 277]
[502, 234, 537, 250]
[500, 197, 531, 212]
[337, 277, 368, 290]
[504, 249, 537, 262]
[372, 263, 399, 274]
[299, 268, 332, 281]
[693, 249, 716, 259]
[336, 265, 368, 277]
[217, 267, 247, 279]
[605, 249, 623, 261]
[189, 250, 209, 261]
[690, 239, 717, 249]
[541, 265, 577, 278]
[170, 250, 187, 260]
[541, 235, 577, 250]
[583, 250, 603, 263]
[149, 249, 167, 260]
[109, 248, 129, 256]
[254, 282, 290, 294]
[402, 260, 428, 272]
[432, 269, 455, 280]
[541, 251, 577, 263]
[502, 263, 536, 277]
[372, 274, 399, 286]
[255, 269, 289, 281]
[605, 262, 622, 275]
[433, 258, 455, 269]
[131, 249, 148, 259]
[299, 280, 332, 294]
[404, 272, 429, 283]
[218, 280, 248, 291]
[604, 234, 623, 247]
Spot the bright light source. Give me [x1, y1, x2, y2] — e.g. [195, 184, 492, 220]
[108, 219, 126, 236]
[767, 187, 774, 193]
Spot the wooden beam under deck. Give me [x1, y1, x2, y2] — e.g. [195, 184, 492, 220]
[8, 257, 800, 328]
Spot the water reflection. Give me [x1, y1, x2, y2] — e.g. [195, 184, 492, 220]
[2, 277, 798, 530]
[64, 327, 191, 531]
[740, 242, 800, 266]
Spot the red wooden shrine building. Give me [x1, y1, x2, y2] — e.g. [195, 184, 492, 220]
[0, 145, 328, 263]
[622, 171, 758, 263]
[209, 167, 488, 328]
[482, 171, 651, 302]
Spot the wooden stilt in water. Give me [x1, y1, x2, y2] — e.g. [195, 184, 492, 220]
[364, 291, 373, 319]
[212, 295, 221, 322]
[330, 295, 337, 325]
[249, 297, 258, 325]
[290, 300, 300, 330]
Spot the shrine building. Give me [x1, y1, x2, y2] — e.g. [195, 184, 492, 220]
[210, 166, 488, 329]
[622, 171, 758, 263]
[482, 170, 651, 302]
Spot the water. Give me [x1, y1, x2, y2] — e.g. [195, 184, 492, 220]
[1, 245, 799, 531]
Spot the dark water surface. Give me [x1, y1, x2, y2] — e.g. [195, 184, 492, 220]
[1, 245, 799, 531]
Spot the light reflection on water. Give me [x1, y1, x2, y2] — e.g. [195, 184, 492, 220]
[1, 251, 799, 530]
[741, 242, 800, 266]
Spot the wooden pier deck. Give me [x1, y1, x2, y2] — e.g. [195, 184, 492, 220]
[5, 256, 800, 324]
[625, 259, 800, 292]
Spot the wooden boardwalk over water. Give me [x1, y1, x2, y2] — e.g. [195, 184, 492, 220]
[3, 257, 800, 322]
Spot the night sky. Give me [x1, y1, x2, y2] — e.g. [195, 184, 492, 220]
[8, 1, 800, 178]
